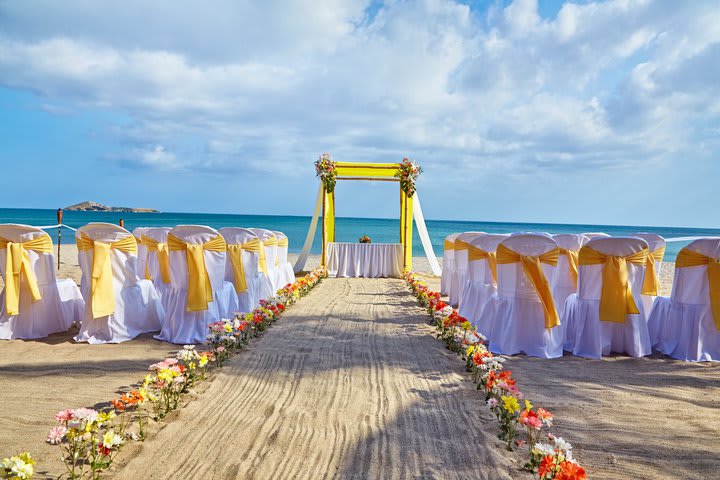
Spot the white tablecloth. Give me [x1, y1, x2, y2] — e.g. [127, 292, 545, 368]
[327, 242, 403, 278]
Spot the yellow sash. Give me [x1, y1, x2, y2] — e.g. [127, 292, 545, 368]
[578, 246, 647, 323]
[239, 238, 266, 274]
[558, 248, 580, 289]
[76, 233, 137, 318]
[167, 233, 226, 312]
[227, 240, 265, 293]
[641, 246, 666, 296]
[455, 240, 470, 251]
[0, 235, 53, 315]
[496, 244, 560, 328]
[277, 237, 288, 248]
[141, 234, 171, 284]
[467, 245, 497, 285]
[444, 239, 455, 252]
[676, 248, 720, 330]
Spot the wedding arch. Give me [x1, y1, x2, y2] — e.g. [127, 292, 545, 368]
[293, 156, 442, 276]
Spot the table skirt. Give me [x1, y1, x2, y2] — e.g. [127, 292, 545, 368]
[327, 243, 403, 278]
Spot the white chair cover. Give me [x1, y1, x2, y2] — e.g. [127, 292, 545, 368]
[272, 230, 295, 287]
[632, 232, 666, 318]
[143, 227, 172, 309]
[450, 232, 485, 307]
[487, 234, 563, 358]
[648, 238, 720, 361]
[156, 225, 239, 345]
[441, 233, 461, 296]
[562, 237, 651, 358]
[0, 224, 83, 339]
[458, 234, 508, 336]
[583, 232, 611, 241]
[74, 223, 164, 344]
[132, 227, 150, 284]
[551, 234, 587, 311]
[250, 228, 281, 292]
[219, 227, 273, 313]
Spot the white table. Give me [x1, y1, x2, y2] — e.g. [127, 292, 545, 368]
[327, 242, 403, 278]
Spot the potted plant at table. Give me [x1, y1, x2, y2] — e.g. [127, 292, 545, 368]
[359, 235, 371, 244]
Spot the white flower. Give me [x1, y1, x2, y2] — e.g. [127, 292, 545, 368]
[183, 345, 195, 350]
[553, 436, 572, 452]
[532, 443, 556, 456]
[102, 431, 124, 448]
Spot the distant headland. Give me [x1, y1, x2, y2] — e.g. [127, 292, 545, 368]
[64, 201, 159, 213]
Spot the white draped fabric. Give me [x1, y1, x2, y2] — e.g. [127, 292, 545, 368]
[487, 234, 563, 358]
[272, 231, 296, 287]
[648, 238, 720, 361]
[293, 183, 323, 274]
[458, 234, 508, 336]
[74, 223, 165, 344]
[450, 232, 485, 307]
[441, 233, 461, 296]
[219, 227, 273, 313]
[143, 227, 172, 309]
[327, 242, 403, 278]
[155, 225, 238, 345]
[251, 228, 281, 291]
[632, 232, 665, 317]
[562, 237, 651, 358]
[132, 227, 150, 284]
[551, 234, 587, 338]
[0, 224, 83, 339]
[412, 193, 442, 276]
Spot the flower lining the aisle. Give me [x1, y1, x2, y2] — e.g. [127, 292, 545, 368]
[37, 267, 328, 479]
[0, 452, 35, 480]
[403, 272, 587, 480]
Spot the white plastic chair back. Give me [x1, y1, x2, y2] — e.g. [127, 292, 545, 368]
[450, 231, 485, 306]
[632, 233, 666, 315]
[551, 234, 587, 310]
[671, 238, 720, 304]
[167, 225, 226, 291]
[76, 223, 140, 288]
[577, 237, 648, 303]
[272, 230, 295, 286]
[219, 227, 273, 311]
[582, 232, 610, 243]
[133, 227, 150, 283]
[497, 234, 558, 301]
[251, 228, 280, 289]
[441, 233, 462, 295]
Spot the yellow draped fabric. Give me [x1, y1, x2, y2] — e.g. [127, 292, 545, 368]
[277, 237, 288, 248]
[76, 233, 137, 318]
[141, 235, 171, 284]
[578, 246, 647, 323]
[334, 162, 401, 178]
[558, 248, 580, 289]
[238, 238, 267, 274]
[641, 246, 666, 296]
[444, 239, 455, 252]
[322, 187, 335, 266]
[496, 244, 560, 329]
[226, 244, 248, 293]
[468, 245, 497, 284]
[675, 248, 720, 330]
[0, 234, 53, 316]
[454, 240, 470, 251]
[167, 234, 226, 312]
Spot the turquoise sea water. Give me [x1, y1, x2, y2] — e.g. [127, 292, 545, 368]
[1, 208, 719, 261]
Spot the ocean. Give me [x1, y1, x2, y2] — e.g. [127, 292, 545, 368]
[1, 208, 719, 261]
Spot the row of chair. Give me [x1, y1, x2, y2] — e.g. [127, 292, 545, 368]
[442, 232, 720, 362]
[0, 223, 296, 345]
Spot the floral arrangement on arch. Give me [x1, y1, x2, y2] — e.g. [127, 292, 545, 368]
[315, 153, 337, 193]
[395, 157, 422, 197]
[40, 266, 328, 480]
[359, 235, 371, 244]
[403, 272, 587, 480]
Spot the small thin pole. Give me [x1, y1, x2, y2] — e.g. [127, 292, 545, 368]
[56, 208, 63, 270]
[119, 219, 124, 228]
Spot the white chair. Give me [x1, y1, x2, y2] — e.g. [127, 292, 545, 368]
[156, 225, 239, 344]
[583, 232, 611, 241]
[219, 227, 274, 313]
[0, 224, 83, 339]
[487, 234, 563, 358]
[551, 234, 587, 311]
[562, 237, 651, 358]
[632, 233, 666, 319]
[458, 234, 508, 337]
[74, 223, 164, 344]
[250, 229, 280, 292]
[141, 227, 172, 309]
[648, 238, 720, 361]
[450, 231, 485, 307]
[132, 227, 150, 282]
[441, 233, 461, 296]
[272, 230, 295, 287]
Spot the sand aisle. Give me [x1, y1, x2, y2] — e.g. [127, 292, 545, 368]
[111, 278, 518, 479]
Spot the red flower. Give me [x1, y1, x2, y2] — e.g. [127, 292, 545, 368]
[111, 399, 125, 412]
[556, 461, 586, 480]
[538, 455, 557, 477]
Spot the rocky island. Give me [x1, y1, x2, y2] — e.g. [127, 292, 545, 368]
[64, 201, 159, 213]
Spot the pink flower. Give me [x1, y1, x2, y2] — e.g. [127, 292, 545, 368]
[487, 398, 499, 408]
[55, 409, 74, 422]
[216, 346, 226, 352]
[47, 426, 67, 444]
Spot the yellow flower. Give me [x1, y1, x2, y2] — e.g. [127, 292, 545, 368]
[460, 321, 472, 331]
[525, 399, 533, 412]
[188, 362, 197, 370]
[199, 355, 209, 367]
[223, 323, 233, 333]
[466, 345, 476, 357]
[502, 395, 520, 414]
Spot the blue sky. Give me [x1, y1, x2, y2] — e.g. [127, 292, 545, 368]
[0, 0, 719, 227]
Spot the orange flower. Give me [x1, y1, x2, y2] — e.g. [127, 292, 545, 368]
[556, 461, 586, 480]
[111, 399, 125, 412]
[536, 407, 553, 422]
[538, 455, 556, 477]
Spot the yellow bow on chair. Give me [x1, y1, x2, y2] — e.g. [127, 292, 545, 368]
[141, 234, 171, 284]
[467, 245, 498, 285]
[443, 239, 456, 252]
[76, 232, 137, 318]
[167, 233, 226, 312]
[0, 234, 53, 316]
[239, 238, 267, 275]
[578, 246, 648, 323]
[641, 246, 666, 296]
[558, 248, 580, 289]
[496, 244, 560, 328]
[675, 248, 720, 330]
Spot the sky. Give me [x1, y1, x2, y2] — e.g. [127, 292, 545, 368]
[0, 0, 718, 227]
